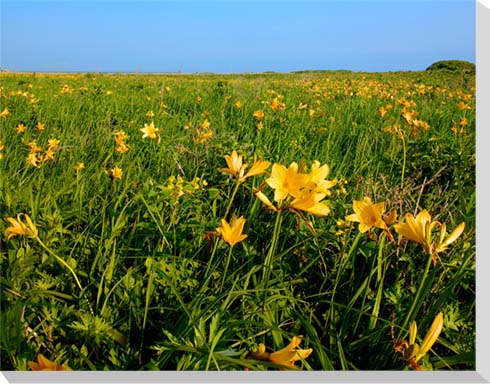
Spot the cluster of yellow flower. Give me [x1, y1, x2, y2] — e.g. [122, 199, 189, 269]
[114, 130, 130, 154]
[25, 138, 60, 168]
[192, 118, 213, 144]
[346, 196, 464, 262]
[160, 175, 207, 202]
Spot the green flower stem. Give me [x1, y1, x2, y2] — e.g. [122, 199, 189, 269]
[398, 250, 434, 339]
[220, 245, 235, 290]
[223, 180, 242, 220]
[261, 210, 283, 315]
[35, 236, 83, 292]
[400, 133, 407, 191]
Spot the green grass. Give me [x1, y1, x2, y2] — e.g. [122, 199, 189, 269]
[0, 70, 475, 371]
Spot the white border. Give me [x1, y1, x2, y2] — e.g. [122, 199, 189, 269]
[1, 1, 486, 383]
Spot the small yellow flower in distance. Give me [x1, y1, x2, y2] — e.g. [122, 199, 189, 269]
[346, 197, 388, 233]
[4, 213, 38, 240]
[235, 100, 242, 109]
[256, 122, 264, 130]
[457, 101, 471, 110]
[74, 162, 85, 171]
[146, 110, 155, 118]
[114, 130, 127, 145]
[44, 148, 55, 161]
[253, 109, 265, 121]
[106, 90, 113, 96]
[140, 122, 159, 139]
[28, 354, 71, 371]
[216, 214, 248, 247]
[270, 96, 285, 111]
[250, 336, 313, 370]
[200, 118, 211, 130]
[26, 153, 40, 168]
[16, 123, 27, 133]
[115, 143, 130, 154]
[196, 96, 202, 102]
[36, 122, 45, 131]
[395, 312, 443, 370]
[47, 138, 60, 149]
[0, 107, 10, 118]
[110, 166, 123, 180]
[298, 103, 308, 110]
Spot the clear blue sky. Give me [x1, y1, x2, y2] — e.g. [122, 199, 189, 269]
[0, 0, 475, 73]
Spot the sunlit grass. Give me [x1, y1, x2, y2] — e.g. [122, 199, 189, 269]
[0, 70, 475, 371]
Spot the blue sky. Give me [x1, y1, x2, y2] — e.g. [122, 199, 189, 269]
[0, 0, 475, 73]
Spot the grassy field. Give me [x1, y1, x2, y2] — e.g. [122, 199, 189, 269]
[0, 69, 475, 371]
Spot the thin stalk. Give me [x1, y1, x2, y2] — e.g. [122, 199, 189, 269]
[220, 245, 235, 291]
[35, 236, 83, 292]
[398, 250, 434, 339]
[261, 210, 283, 320]
[400, 133, 407, 191]
[223, 180, 242, 219]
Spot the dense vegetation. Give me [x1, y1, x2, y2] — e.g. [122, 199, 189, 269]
[0, 70, 475, 371]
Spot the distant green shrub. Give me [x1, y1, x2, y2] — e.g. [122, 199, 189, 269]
[426, 60, 475, 72]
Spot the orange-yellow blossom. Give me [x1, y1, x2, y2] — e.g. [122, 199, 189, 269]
[250, 336, 313, 370]
[28, 354, 71, 371]
[216, 214, 248, 246]
[4, 213, 38, 240]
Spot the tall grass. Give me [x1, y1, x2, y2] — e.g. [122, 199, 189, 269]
[0, 70, 475, 370]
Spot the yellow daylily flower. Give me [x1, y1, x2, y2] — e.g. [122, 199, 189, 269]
[74, 162, 85, 171]
[221, 150, 247, 179]
[140, 121, 159, 139]
[242, 156, 270, 180]
[0, 107, 10, 118]
[253, 109, 264, 121]
[345, 196, 388, 233]
[394, 210, 464, 258]
[47, 138, 60, 149]
[266, 162, 309, 202]
[434, 222, 465, 254]
[36, 122, 45, 131]
[395, 312, 444, 370]
[216, 214, 248, 247]
[110, 166, 123, 180]
[250, 336, 313, 370]
[26, 153, 41, 168]
[4, 213, 38, 240]
[16, 123, 27, 133]
[28, 354, 71, 371]
[221, 151, 270, 182]
[290, 190, 330, 217]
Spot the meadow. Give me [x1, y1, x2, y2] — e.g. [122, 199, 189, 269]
[0, 69, 475, 370]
